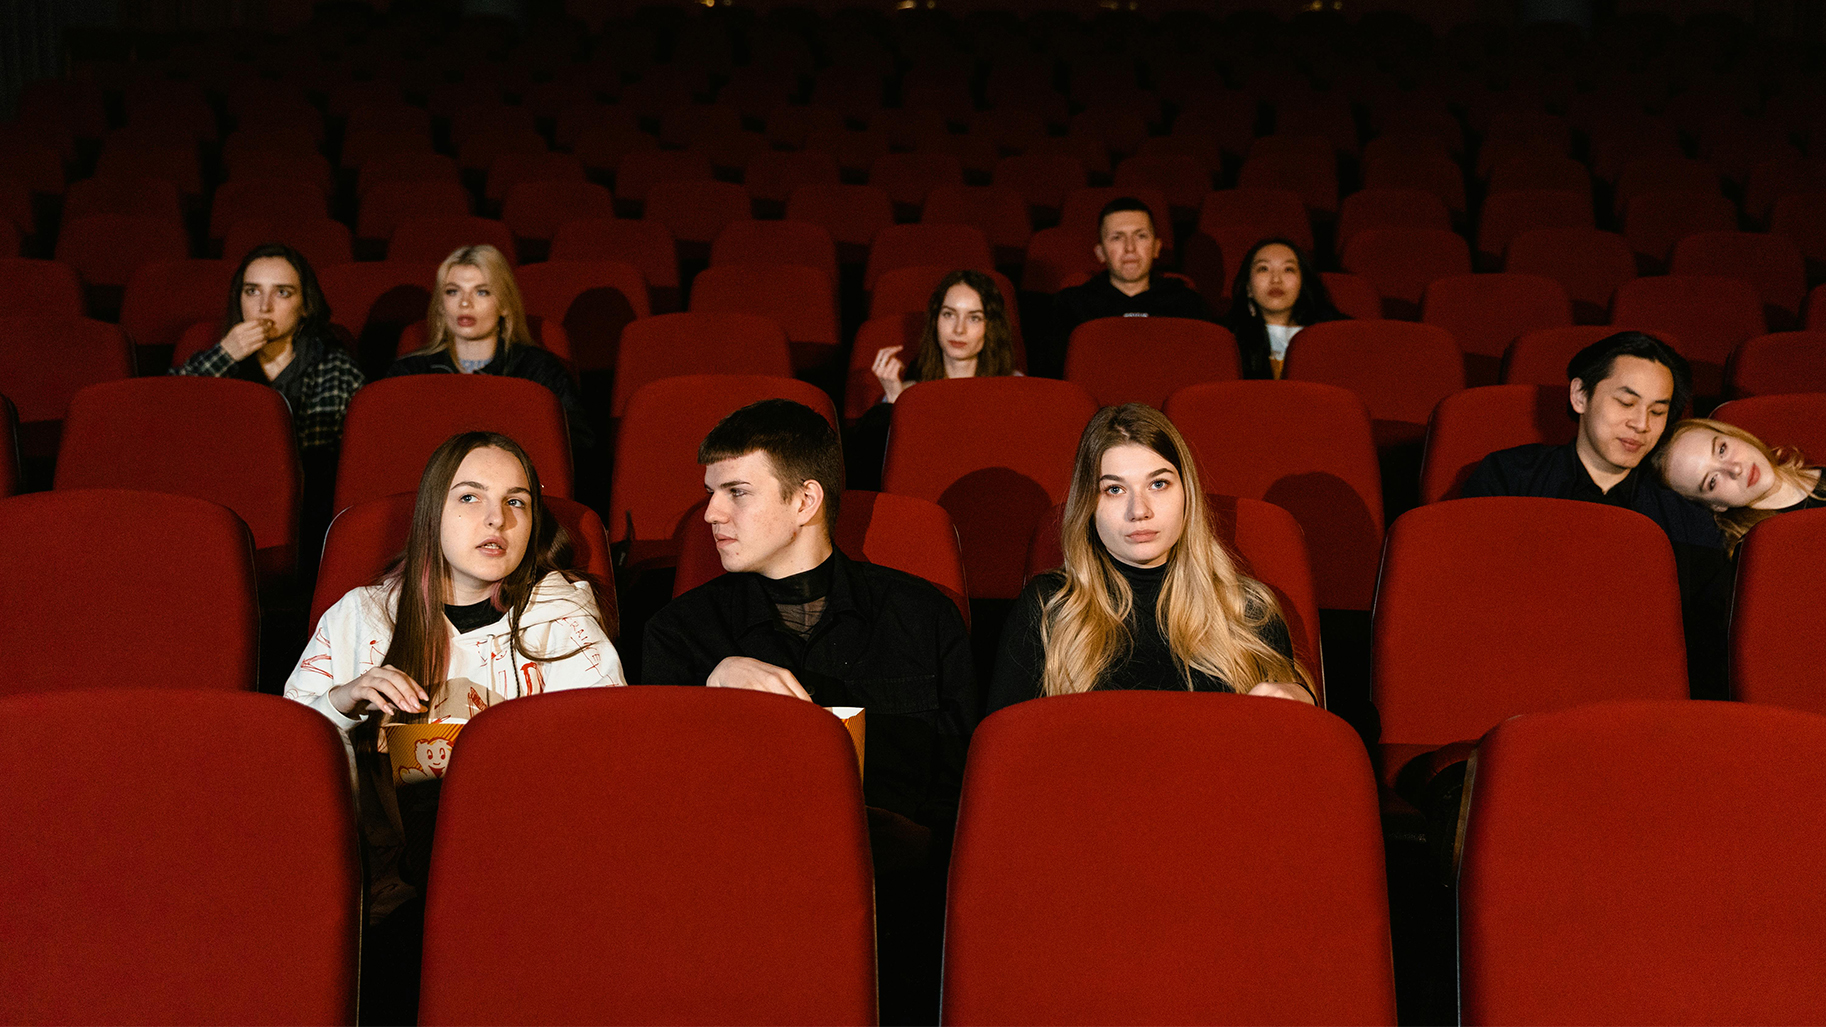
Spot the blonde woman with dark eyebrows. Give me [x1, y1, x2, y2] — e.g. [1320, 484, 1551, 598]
[988, 403, 1315, 713]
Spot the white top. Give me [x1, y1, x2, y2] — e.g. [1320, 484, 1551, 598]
[1266, 323, 1301, 361]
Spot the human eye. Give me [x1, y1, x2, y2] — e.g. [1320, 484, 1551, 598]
[476, 287, 490, 296]
[507, 497, 526, 508]
[1704, 475, 1716, 492]
[1148, 478, 1171, 491]
[1103, 484, 1124, 496]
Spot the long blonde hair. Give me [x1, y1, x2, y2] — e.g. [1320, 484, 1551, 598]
[418, 244, 534, 357]
[1653, 417, 1821, 556]
[1039, 404, 1311, 697]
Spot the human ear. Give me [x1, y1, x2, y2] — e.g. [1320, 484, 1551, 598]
[796, 480, 825, 528]
[1093, 242, 1109, 266]
[1568, 379, 1589, 415]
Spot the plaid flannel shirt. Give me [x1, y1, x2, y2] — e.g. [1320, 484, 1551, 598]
[173, 342, 364, 453]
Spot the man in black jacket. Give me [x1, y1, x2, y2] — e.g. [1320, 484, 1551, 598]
[1044, 196, 1214, 377]
[1463, 332, 1731, 697]
[642, 399, 975, 1025]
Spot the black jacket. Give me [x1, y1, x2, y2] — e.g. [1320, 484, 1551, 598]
[386, 344, 593, 448]
[1044, 272, 1216, 378]
[642, 548, 978, 833]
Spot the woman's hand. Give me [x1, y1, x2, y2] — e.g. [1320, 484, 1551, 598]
[871, 345, 907, 403]
[219, 319, 273, 361]
[1248, 680, 1316, 705]
[328, 666, 428, 718]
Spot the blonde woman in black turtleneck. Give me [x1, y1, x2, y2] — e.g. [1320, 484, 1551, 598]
[988, 403, 1316, 714]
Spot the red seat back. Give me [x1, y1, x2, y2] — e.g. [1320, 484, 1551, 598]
[0, 688, 358, 1024]
[1460, 701, 1826, 1025]
[1422, 273, 1573, 366]
[208, 178, 327, 239]
[1064, 316, 1241, 409]
[1612, 275, 1767, 399]
[0, 316, 133, 456]
[387, 215, 517, 265]
[55, 214, 190, 287]
[1670, 230, 1809, 328]
[688, 263, 838, 365]
[1501, 325, 1681, 387]
[863, 223, 993, 290]
[1419, 385, 1578, 504]
[642, 179, 751, 247]
[1475, 188, 1594, 260]
[0, 490, 257, 693]
[500, 180, 617, 242]
[1373, 498, 1689, 748]
[119, 258, 234, 352]
[1341, 227, 1472, 316]
[516, 259, 648, 373]
[355, 179, 470, 240]
[1731, 508, 1826, 710]
[0, 258, 83, 317]
[222, 215, 354, 269]
[944, 692, 1395, 1025]
[711, 219, 838, 285]
[610, 312, 793, 417]
[1283, 319, 1466, 447]
[334, 375, 574, 514]
[1504, 226, 1636, 323]
[1710, 393, 1826, 465]
[1336, 188, 1452, 256]
[1727, 331, 1826, 398]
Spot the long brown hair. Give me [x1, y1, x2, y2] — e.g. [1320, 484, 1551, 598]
[416, 244, 534, 358]
[380, 431, 578, 719]
[911, 269, 1017, 383]
[1040, 404, 1311, 697]
[1652, 417, 1821, 556]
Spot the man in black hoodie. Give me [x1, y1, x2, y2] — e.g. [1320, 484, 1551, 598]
[1044, 196, 1215, 378]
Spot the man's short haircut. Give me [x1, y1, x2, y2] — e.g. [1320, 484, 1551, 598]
[1096, 196, 1156, 237]
[1566, 330, 1692, 421]
[698, 399, 844, 531]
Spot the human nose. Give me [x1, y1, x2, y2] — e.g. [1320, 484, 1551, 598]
[704, 495, 728, 523]
[1129, 491, 1152, 521]
[258, 289, 273, 312]
[458, 290, 472, 308]
[484, 500, 505, 528]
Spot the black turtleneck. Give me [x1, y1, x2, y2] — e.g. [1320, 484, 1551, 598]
[987, 559, 1295, 715]
[759, 550, 836, 639]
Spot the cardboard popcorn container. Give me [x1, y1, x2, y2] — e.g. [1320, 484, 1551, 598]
[828, 706, 864, 778]
[384, 720, 466, 786]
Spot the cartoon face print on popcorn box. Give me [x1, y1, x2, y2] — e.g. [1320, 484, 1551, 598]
[385, 720, 467, 785]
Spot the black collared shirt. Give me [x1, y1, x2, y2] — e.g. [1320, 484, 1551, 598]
[642, 548, 978, 833]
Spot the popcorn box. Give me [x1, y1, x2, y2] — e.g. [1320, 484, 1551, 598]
[384, 720, 466, 786]
[829, 706, 864, 778]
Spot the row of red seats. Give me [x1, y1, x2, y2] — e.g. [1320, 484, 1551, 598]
[7, 685, 1825, 1024]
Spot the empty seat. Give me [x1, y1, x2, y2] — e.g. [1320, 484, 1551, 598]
[1322, 271, 1384, 322]
[207, 179, 327, 240]
[334, 376, 574, 514]
[55, 377, 299, 581]
[1504, 228, 1634, 326]
[356, 180, 472, 242]
[1670, 231, 1809, 329]
[0, 395, 14, 497]
[316, 260, 438, 360]
[1165, 381, 1384, 611]
[864, 224, 993, 291]
[688, 264, 838, 372]
[1459, 701, 1826, 1025]
[1616, 156, 1722, 216]
[610, 312, 793, 418]
[944, 692, 1394, 1025]
[1284, 320, 1466, 449]
[0, 688, 357, 1022]
[1502, 325, 1682, 388]
[1114, 153, 1214, 216]
[1024, 494, 1325, 700]
[1476, 189, 1593, 264]
[1771, 192, 1826, 268]
[548, 218, 680, 310]
[1362, 151, 1467, 215]
[992, 154, 1089, 216]
[1341, 228, 1473, 319]
[743, 150, 841, 209]
[1422, 273, 1573, 385]
[501, 181, 617, 246]
[785, 184, 894, 265]
[613, 149, 713, 206]
[673, 490, 970, 621]
[881, 378, 1100, 600]
[921, 184, 1033, 258]
[1197, 188, 1314, 252]
[710, 220, 837, 286]
[611, 375, 836, 568]
[0, 316, 133, 460]
[1731, 508, 1826, 710]
[1238, 148, 1340, 217]
[388, 216, 517, 266]
[1486, 154, 1590, 198]
[119, 259, 234, 354]
[517, 260, 649, 374]
[1020, 226, 1105, 295]
[1612, 275, 1767, 400]
[1064, 317, 1242, 409]
[1727, 331, 1826, 398]
[484, 152, 586, 203]
[222, 216, 354, 269]
[869, 153, 964, 214]
[1623, 190, 1741, 269]
[94, 143, 202, 196]
[1418, 385, 1577, 503]
[417, 687, 874, 1025]
[63, 176, 183, 225]
[311, 492, 616, 634]
[0, 490, 257, 693]
[356, 152, 460, 198]
[1710, 393, 1826, 465]
[641, 180, 750, 255]
[1336, 189, 1452, 256]
[0, 258, 82, 316]
[55, 214, 190, 289]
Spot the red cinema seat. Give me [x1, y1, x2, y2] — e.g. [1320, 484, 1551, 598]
[1622, 190, 1738, 270]
[1476, 189, 1593, 265]
[55, 214, 190, 289]
[418, 687, 874, 1025]
[611, 375, 836, 569]
[63, 176, 183, 225]
[0, 490, 257, 693]
[711, 220, 838, 286]
[54, 378, 300, 581]
[0, 258, 82, 316]
[1372, 499, 1688, 788]
[225, 151, 334, 197]
[641, 180, 750, 256]
[485, 152, 585, 203]
[1710, 393, 1826, 465]
[1612, 275, 1767, 401]
[93, 143, 202, 197]
[207, 179, 327, 240]
[316, 260, 438, 358]
[868, 265, 1022, 339]
[549, 218, 680, 311]
[1283, 320, 1466, 448]
[1616, 156, 1722, 217]
[1727, 331, 1826, 398]
[881, 378, 1099, 600]
[1064, 317, 1242, 409]
[1323, 272, 1384, 322]
[1418, 385, 1577, 503]
[743, 150, 841, 210]
[1020, 226, 1103, 295]
[1239, 147, 1340, 217]
[311, 492, 616, 636]
[1505, 227, 1637, 324]
[1069, 104, 1150, 155]
[1362, 151, 1467, 216]
[613, 149, 713, 207]
[1024, 494, 1326, 703]
[922, 184, 1033, 259]
[119, 259, 233, 354]
[688, 263, 837, 372]
[0, 395, 15, 497]
[672, 490, 969, 621]
[1197, 188, 1314, 252]
[993, 154, 1088, 217]
[1422, 273, 1573, 385]
[1501, 325, 1681, 388]
[222, 217, 354, 269]
[1486, 154, 1589, 199]
[870, 153, 965, 214]
[356, 152, 460, 198]
[944, 692, 1395, 1025]
[516, 260, 648, 374]
[864, 224, 993, 291]
[1746, 160, 1826, 224]
[1336, 189, 1452, 257]
[388, 216, 517, 266]
[334, 375, 574, 514]
[786, 185, 894, 266]
[0, 688, 357, 1022]
[0, 316, 133, 460]
[1166, 381, 1384, 611]
[1771, 192, 1826, 268]
[1459, 701, 1826, 1025]
[1341, 228, 1472, 319]
[843, 313, 922, 422]
[356, 180, 471, 243]
[1671, 231, 1809, 329]
[610, 312, 792, 418]
[1114, 153, 1214, 217]
[1731, 508, 1826, 711]
[1811, 284, 1826, 330]
[501, 181, 617, 247]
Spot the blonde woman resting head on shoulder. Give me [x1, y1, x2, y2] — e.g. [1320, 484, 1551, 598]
[987, 403, 1316, 713]
[1652, 418, 1825, 556]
